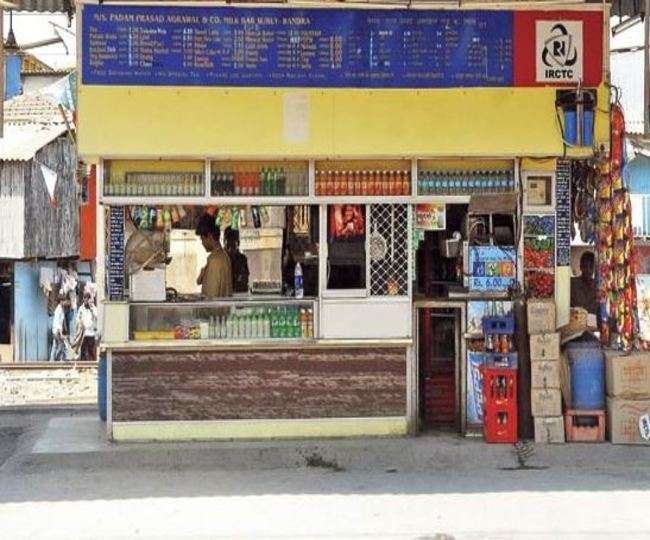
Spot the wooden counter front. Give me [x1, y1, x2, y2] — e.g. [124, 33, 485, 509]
[111, 347, 407, 422]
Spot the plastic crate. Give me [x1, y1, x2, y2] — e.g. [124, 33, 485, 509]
[484, 352, 518, 369]
[482, 316, 515, 335]
[564, 409, 605, 443]
[481, 366, 517, 407]
[483, 405, 518, 443]
[481, 366, 518, 443]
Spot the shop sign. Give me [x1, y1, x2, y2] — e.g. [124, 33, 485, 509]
[415, 204, 446, 231]
[468, 246, 516, 291]
[535, 21, 583, 83]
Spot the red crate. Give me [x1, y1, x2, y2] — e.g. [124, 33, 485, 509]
[481, 367, 518, 443]
[564, 409, 605, 443]
[483, 406, 518, 443]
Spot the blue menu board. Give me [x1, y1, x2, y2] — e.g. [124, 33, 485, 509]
[82, 5, 513, 88]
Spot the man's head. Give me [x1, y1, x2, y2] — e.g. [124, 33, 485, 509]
[83, 291, 92, 307]
[59, 293, 70, 310]
[224, 227, 239, 253]
[580, 251, 595, 281]
[195, 213, 221, 252]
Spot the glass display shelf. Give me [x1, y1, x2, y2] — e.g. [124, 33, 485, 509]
[129, 298, 317, 342]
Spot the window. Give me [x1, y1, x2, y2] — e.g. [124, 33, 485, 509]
[326, 205, 366, 292]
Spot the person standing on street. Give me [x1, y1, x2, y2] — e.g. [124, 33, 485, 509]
[75, 291, 98, 362]
[50, 294, 71, 362]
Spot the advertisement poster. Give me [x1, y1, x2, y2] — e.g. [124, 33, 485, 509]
[415, 204, 446, 231]
[637, 275, 650, 342]
[467, 352, 485, 425]
[328, 205, 365, 240]
[467, 301, 514, 335]
[468, 246, 517, 291]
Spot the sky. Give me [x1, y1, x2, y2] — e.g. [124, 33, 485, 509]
[4, 11, 76, 71]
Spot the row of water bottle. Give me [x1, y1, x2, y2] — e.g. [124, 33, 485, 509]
[418, 170, 514, 195]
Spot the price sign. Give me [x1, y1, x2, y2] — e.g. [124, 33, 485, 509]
[555, 159, 571, 267]
[107, 206, 125, 300]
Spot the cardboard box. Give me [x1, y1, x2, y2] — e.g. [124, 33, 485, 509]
[531, 388, 562, 417]
[606, 352, 650, 399]
[534, 416, 565, 443]
[527, 300, 556, 334]
[607, 397, 650, 445]
[531, 360, 561, 389]
[530, 333, 560, 361]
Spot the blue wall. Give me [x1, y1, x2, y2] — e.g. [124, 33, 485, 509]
[629, 155, 650, 194]
[13, 262, 52, 362]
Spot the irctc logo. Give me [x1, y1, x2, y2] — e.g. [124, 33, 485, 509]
[542, 24, 578, 69]
[536, 21, 583, 83]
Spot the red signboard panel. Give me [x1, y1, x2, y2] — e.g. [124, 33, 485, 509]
[514, 10, 603, 87]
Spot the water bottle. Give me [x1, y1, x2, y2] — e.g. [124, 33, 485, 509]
[294, 262, 304, 299]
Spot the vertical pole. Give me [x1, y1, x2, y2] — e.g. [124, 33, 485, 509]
[1, 6, 4, 138]
[645, 0, 650, 136]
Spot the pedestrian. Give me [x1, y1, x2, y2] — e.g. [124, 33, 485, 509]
[50, 294, 71, 362]
[75, 291, 98, 361]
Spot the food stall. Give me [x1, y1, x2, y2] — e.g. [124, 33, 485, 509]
[78, 1, 610, 441]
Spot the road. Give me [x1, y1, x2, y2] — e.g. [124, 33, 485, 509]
[2, 409, 650, 540]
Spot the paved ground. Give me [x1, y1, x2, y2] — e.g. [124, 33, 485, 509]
[2, 408, 650, 539]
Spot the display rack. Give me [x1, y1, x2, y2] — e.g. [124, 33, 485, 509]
[523, 214, 556, 299]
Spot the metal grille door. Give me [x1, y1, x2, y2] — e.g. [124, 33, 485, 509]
[369, 204, 408, 296]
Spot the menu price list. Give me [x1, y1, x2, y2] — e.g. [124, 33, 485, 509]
[83, 5, 513, 88]
[555, 160, 571, 267]
[107, 206, 125, 301]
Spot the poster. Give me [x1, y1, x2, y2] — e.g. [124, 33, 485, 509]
[468, 246, 516, 291]
[415, 204, 446, 231]
[637, 275, 650, 342]
[467, 352, 485, 425]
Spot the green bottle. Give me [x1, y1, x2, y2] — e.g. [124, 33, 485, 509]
[261, 168, 268, 196]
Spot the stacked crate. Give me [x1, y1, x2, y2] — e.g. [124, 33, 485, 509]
[480, 314, 518, 443]
[528, 300, 564, 443]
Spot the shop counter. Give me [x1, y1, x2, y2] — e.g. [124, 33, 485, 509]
[104, 338, 413, 442]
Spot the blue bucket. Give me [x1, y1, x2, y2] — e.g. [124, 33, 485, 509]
[565, 341, 604, 410]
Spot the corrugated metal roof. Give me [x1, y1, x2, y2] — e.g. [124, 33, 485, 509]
[0, 92, 71, 161]
[12, 0, 74, 14]
[0, 122, 67, 161]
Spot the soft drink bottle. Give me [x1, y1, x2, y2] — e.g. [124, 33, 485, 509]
[294, 262, 304, 299]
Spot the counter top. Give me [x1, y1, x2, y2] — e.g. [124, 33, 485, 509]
[101, 338, 413, 352]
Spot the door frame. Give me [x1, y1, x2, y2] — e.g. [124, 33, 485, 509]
[413, 300, 467, 435]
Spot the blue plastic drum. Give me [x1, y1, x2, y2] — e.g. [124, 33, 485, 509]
[565, 341, 605, 410]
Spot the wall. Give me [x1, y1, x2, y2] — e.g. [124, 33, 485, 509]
[80, 165, 97, 261]
[24, 137, 79, 259]
[0, 364, 97, 406]
[13, 262, 51, 362]
[112, 347, 407, 422]
[79, 85, 610, 160]
[0, 161, 26, 259]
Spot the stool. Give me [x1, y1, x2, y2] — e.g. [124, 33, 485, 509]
[564, 409, 605, 442]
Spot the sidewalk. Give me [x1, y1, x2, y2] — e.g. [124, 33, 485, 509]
[19, 412, 650, 474]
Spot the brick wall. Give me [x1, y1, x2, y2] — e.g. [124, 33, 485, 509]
[0, 365, 97, 406]
[112, 347, 407, 421]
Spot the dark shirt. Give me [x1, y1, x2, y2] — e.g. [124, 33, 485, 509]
[229, 250, 249, 293]
[570, 277, 598, 314]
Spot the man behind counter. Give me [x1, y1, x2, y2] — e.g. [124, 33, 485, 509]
[224, 227, 250, 293]
[570, 251, 598, 315]
[195, 213, 233, 298]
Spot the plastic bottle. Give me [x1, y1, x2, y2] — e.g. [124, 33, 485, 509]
[294, 262, 304, 299]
